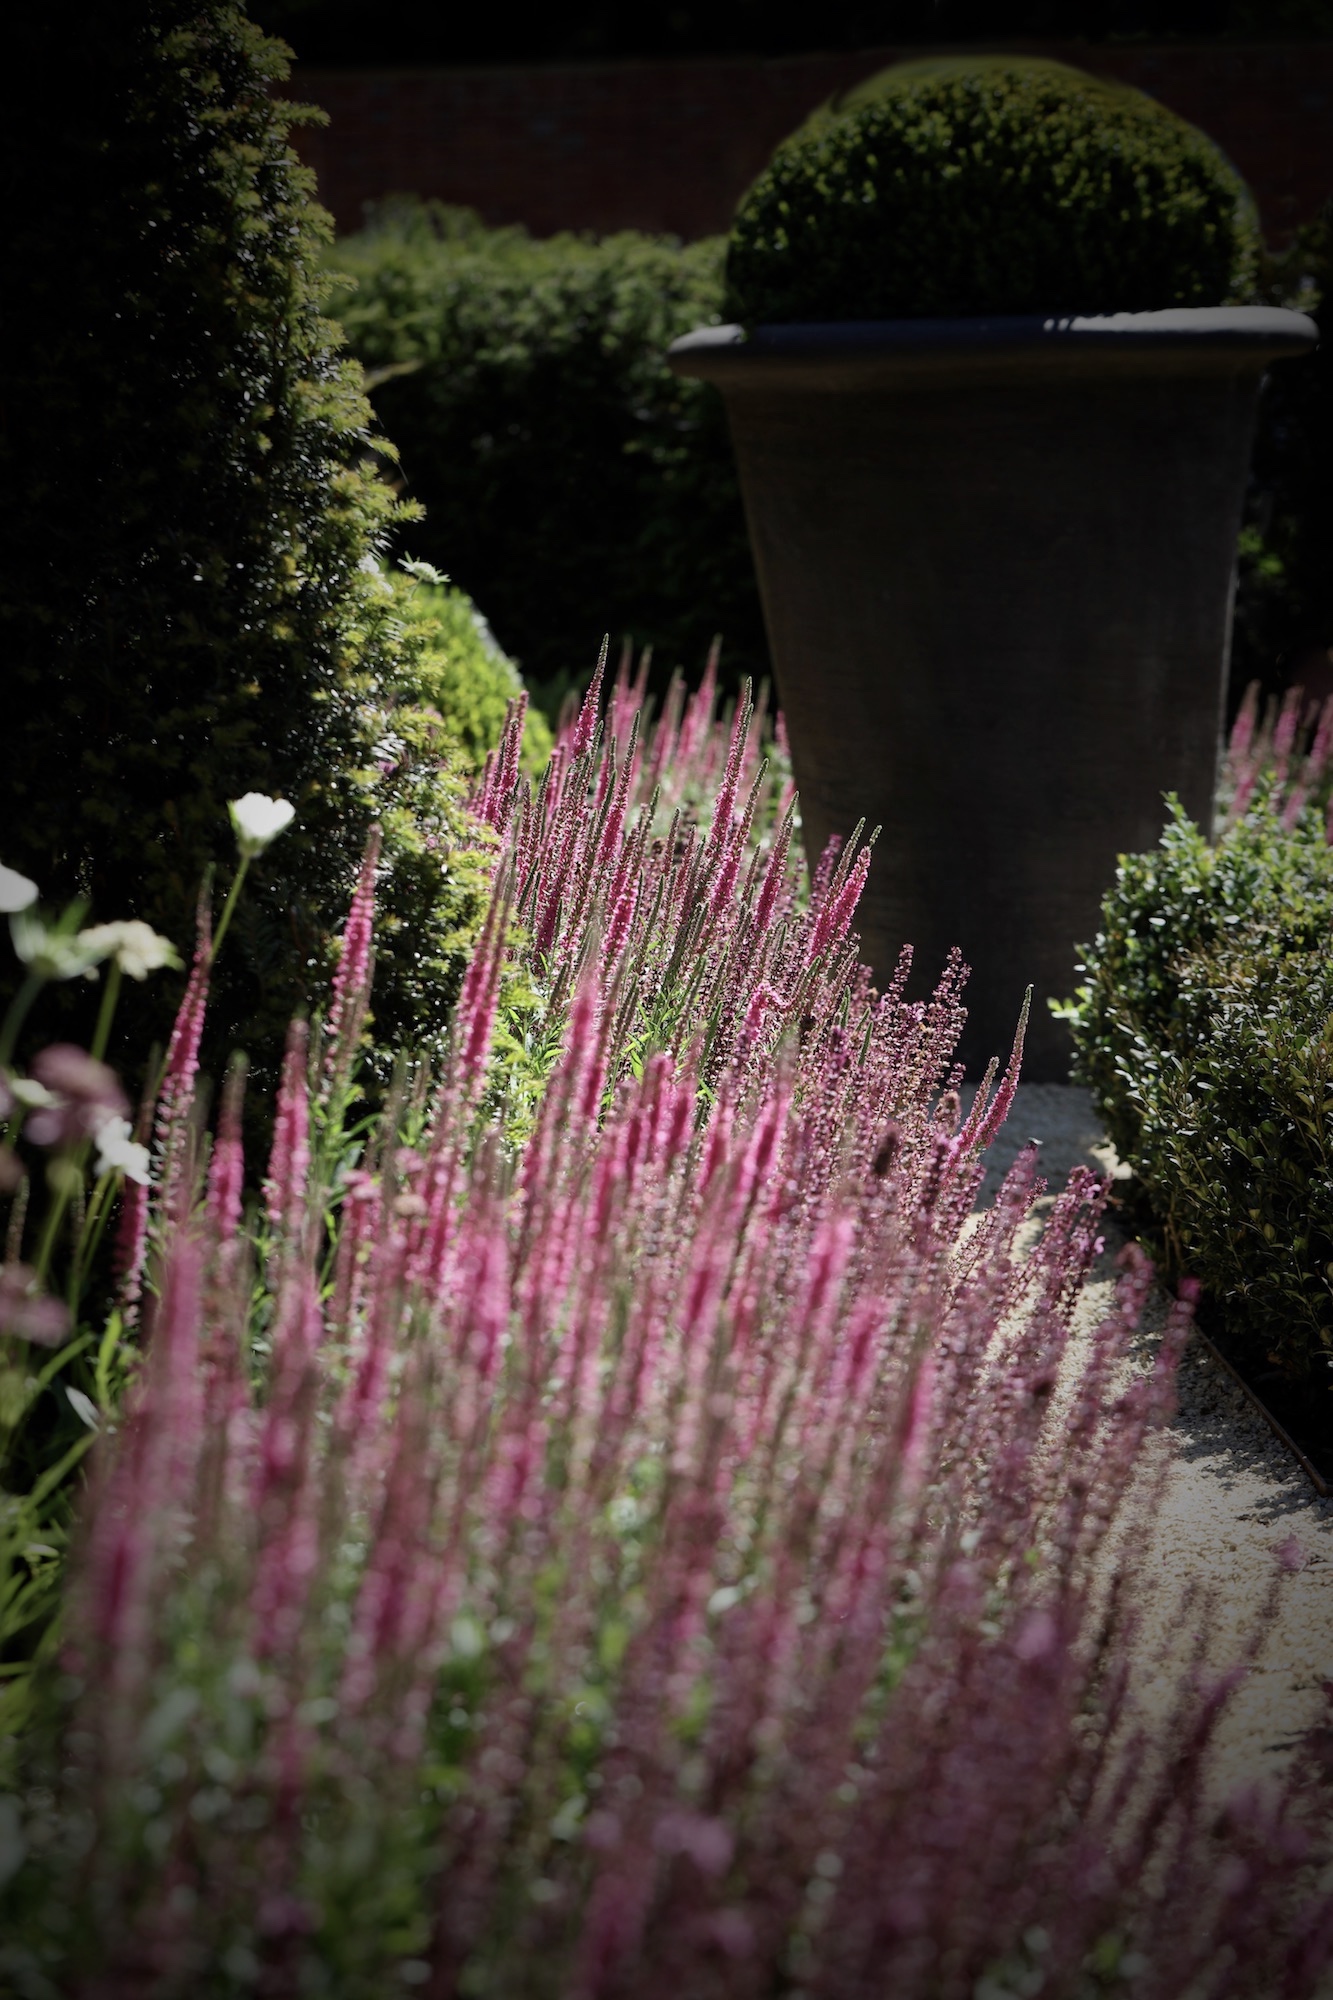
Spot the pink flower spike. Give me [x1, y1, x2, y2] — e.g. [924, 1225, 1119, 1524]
[206, 1063, 247, 1250]
[1273, 684, 1302, 775]
[153, 899, 213, 1212]
[972, 986, 1031, 1152]
[325, 827, 381, 1090]
[572, 638, 608, 764]
[265, 1021, 311, 1241]
[454, 884, 508, 1098]
[114, 1174, 151, 1326]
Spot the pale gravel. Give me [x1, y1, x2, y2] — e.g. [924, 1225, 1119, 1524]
[975, 1085, 1333, 1810]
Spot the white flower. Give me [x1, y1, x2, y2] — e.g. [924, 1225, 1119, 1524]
[93, 1116, 151, 1186]
[9, 912, 106, 982]
[229, 793, 296, 859]
[0, 865, 38, 914]
[78, 920, 181, 981]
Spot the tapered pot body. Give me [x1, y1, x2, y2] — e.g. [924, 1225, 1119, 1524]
[669, 309, 1317, 1078]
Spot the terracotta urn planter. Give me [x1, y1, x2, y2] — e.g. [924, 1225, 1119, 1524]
[669, 307, 1317, 1078]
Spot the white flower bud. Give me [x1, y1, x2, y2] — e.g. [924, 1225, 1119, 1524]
[228, 793, 296, 859]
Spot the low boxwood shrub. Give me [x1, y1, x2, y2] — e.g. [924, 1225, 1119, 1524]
[724, 54, 1260, 323]
[389, 561, 553, 777]
[1058, 688, 1333, 1381]
[324, 200, 765, 695]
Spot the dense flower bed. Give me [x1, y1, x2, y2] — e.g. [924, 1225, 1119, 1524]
[1, 671, 1328, 1996]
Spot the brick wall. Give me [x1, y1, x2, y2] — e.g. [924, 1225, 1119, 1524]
[284, 42, 1333, 243]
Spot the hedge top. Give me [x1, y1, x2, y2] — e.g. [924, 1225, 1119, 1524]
[723, 55, 1261, 325]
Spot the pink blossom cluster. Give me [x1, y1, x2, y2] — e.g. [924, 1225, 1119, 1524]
[1223, 680, 1333, 834]
[24, 675, 1333, 1998]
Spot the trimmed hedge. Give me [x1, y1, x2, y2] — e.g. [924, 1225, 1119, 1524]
[325, 201, 765, 696]
[1058, 693, 1333, 1381]
[724, 55, 1260, 323]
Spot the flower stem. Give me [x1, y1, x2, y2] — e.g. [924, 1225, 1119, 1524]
[67, 1171, 116, 1310]
[33, 1144, 91, 1290]
[89, 963, 123, 1065]
[211, 857, 250, 960]
[0, 972, 43, 1073]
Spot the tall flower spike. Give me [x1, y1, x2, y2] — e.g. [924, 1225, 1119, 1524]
[265, 1020, 311, 1243]
[325, 826, 381, 1094]
[153, 896, 212, 1218]
[113, 1175, 150, 1328]
[453, 883, 509, 1099]
[571, 637, 608, 764]
[972, 985, 1032, 1153]
[206, 1059, 247, 1252]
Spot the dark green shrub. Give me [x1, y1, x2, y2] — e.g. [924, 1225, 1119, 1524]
[1232, 203, 1333, 709]
[389, 563, 553, 777]
[725, 55, 1260, 324]
[1058, 696, 1333, 1380]
[0, 3, 503, 1079]
[325, 201, 765, 695]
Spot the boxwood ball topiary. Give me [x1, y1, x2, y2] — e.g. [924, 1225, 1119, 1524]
[724, 56, 1260, 324]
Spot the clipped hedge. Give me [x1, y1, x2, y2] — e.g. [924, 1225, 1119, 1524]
[724, 55, 1260, 323]
[1059, 693, 1333, 1381]
[325, 201, 765, 695]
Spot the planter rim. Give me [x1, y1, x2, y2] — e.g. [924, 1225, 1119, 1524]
[668, 306, 1317, 386]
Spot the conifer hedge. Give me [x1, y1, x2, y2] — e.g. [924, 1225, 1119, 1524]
[0, 2, 492, 1074]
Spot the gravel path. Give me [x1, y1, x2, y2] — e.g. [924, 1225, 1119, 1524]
[977, 1085, 1333, 1803]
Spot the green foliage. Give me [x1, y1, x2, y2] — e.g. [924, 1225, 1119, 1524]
[389, 565, 552, 777]
[725, 56, 1260, 323]
[324, 201, 764, 694]
[0, 3, 496, 1081]
[1232, 204, 1333, 706]
[340, 572, 502, 1069]
[337, 561, 550, 1069]
[1059, 783, 1333, 1380]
